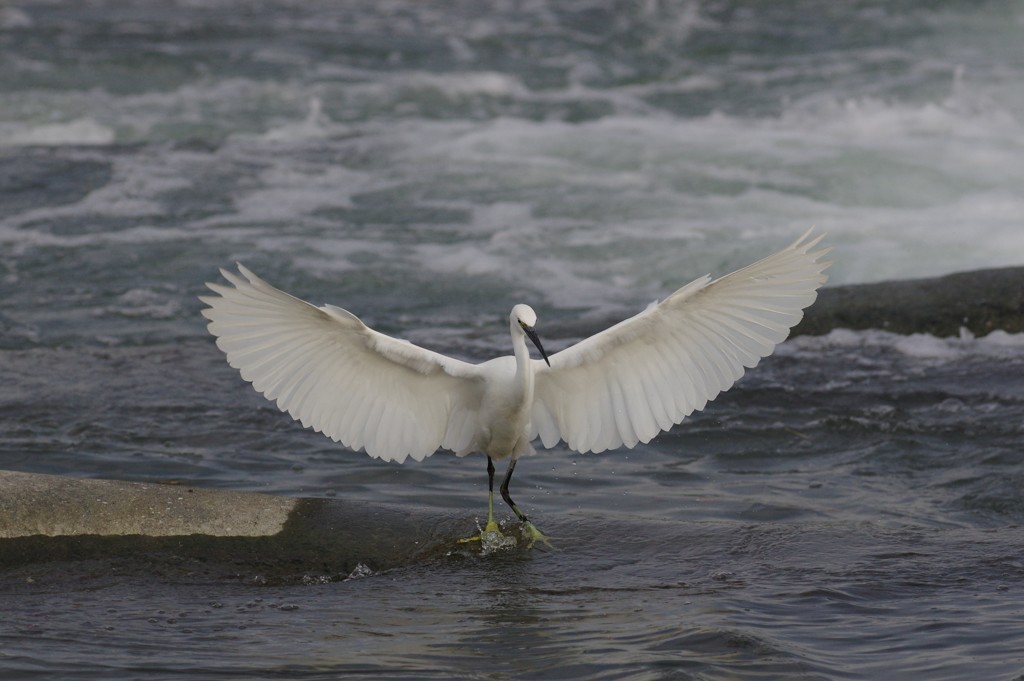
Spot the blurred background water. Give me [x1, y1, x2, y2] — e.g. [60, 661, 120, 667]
[2, 1, 1024, 679]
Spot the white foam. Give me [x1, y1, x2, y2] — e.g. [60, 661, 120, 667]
[891, 333, 964, 360]
[400, 93, 1024, 287]
[113, 288, 182, 320]
[1, 150, 194, 244]
[230, 162, 373, 221]
[783, 327, 1024, 362]
[288, 238, 403, 277]
[229, 89, 1018, 309]
[0, 118, 115, 147]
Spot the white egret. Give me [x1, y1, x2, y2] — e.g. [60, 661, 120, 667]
[201, 230, 830, 545]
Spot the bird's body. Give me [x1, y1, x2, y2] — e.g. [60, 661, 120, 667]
[201, 230, 831, 544]
[475, 305, 544, 462]
[476, 357, 532, 461]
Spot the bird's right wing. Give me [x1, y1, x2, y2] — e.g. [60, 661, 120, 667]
[200, 265, 487, 463]
[531, 230, 831, 454]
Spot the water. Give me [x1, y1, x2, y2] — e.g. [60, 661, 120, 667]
[2, 0, 1024, 678]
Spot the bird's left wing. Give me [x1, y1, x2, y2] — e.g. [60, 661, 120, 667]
[200, 265, 486, 463]
[531, 230, 831, 454]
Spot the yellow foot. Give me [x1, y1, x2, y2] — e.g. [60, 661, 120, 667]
[460, 522, 518, 552]
[457, 518, 503, 544]
[521, 521, 555, 550]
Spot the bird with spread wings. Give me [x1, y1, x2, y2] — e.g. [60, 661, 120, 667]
[201, 230, 831, 546]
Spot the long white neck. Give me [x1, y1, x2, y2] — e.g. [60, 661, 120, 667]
[511, 323, 535, 400]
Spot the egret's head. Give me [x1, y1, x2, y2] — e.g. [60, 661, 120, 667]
[510, 304, 550, 366]
[511, 303, 537, 328]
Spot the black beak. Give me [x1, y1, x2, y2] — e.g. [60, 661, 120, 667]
[524, 325, 551, 367]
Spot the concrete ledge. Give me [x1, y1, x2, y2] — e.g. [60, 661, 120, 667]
[0, 470, 461, 579]
[0, 470, 295, 538]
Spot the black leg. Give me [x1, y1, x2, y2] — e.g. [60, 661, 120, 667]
[483, 456, 499, 532]
[459, 456, 501, 542]
[499, 458, 530, 524]
[500, 458, 551, 547]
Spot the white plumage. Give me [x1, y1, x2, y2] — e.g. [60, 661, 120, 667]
[201, 230, 831, 541]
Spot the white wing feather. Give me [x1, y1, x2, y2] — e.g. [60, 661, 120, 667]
[200, 265, 486, 463]
[531, 230, 832, 453]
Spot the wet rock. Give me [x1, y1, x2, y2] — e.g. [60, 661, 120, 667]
[794, 266, 1024, 337]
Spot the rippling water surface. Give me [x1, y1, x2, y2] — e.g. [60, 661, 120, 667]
[2, 1, 1024, 679]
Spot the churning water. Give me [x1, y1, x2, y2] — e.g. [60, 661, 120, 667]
[2, 1, 1024, 678]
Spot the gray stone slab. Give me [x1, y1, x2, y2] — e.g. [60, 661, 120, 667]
[0, 470, 294, 539]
